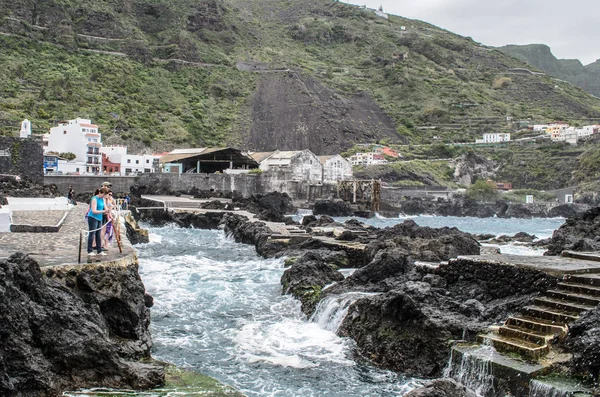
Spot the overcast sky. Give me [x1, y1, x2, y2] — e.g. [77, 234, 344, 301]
[343, 0, 600, 65]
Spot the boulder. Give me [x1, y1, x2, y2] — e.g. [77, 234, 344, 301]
[545, 206, 600, 255]
[366, 220, 480, 262]
[0, 253, 163, 396]
[313, 199, 354, 217]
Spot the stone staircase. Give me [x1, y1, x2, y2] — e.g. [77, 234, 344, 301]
[480, 273, 600, 360]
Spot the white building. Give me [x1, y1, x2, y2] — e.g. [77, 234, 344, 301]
[578, 125, 599, 138]
[253, 150, 323, 182]
[19, 119, 31, 139]
[348, 152, 388, 166]
[475, 133, 511, 144]
[45, 118, 102, 174]
[100, 145, 159, 175]
[319, 155, 353, 183]
[532, 125, 549, 132]
[374, 5, 388, 19]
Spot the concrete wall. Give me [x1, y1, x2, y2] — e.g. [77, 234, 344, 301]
[0, 136, 43, 182]
[44, 175, 138, 195]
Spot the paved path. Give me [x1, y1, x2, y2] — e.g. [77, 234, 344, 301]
[458, 253, 600, 276]
[11, 210, 67, 226]
[0, 204, 134, 267]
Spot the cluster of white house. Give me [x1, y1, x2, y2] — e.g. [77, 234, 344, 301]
[27, 118, 354, 183]
[533, 123, 599, 145]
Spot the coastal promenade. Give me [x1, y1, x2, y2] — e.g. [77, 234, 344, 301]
[0, 204, 135, 267]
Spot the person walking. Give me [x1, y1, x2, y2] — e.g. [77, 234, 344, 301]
[67, 186, 75, 205]
[87, 187, 109, 257]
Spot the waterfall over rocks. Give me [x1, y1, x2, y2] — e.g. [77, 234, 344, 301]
[310, 292, 379, 332]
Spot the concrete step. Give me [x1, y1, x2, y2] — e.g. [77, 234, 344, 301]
[532, 296, 596, 314]
[478, 333, 550, 360]
[522, 305, 579, 325]
[498, 325, 553, 346]
[546, 289, 600, 307]
[564, 273, 600, 287]
[506, 316, 568, 338]
[556, 281, 600, 297]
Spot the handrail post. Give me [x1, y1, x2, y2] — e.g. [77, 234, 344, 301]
[78, 231, 82, 264]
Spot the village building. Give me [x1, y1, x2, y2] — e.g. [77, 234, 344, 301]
[160, 148, 257, 174]
[373, 146, 400, 158]
[19, 119, 31, 139]
[252, 150, 322, 182]
[100, 146, 159, 176]
[348, 152, 387, 166]
[318, 155, 353, 183]
[475, 133, 511, 144]
[45, 118, 102, 174]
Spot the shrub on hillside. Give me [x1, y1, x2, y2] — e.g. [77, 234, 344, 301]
[465, 180, 498, 202]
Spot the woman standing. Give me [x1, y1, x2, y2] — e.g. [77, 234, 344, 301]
[87, 187, 109, 256]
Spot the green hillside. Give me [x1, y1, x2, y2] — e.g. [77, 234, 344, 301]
[498, 44, 600, 98]
[2, 0, 600, 154]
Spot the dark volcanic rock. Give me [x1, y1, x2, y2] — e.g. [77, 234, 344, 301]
[335, 258, 558, 378]
[0, 176, 59, 205]
[561, 306, 600, 382]
[313, 199, 354, 217]
[281, 252, 345, 314]
[0, 253, 163, 397]
[545, 206, 600, 255]
[366, 220, 480, 262]
[135, 208, 225, 229]
[404, 378, 476, 397]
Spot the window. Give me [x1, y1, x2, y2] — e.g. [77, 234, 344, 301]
[63, 130, 67, 134]
[144, 168, 151, 173]
[135, 160, 139, 164]
[125, 168, 132, 173]
[146, 159, 150, 163]
[127, 159, 131, 163]
[76, 168, 79, 172]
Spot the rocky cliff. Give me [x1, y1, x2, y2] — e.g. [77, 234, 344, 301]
[0, 253, 163, 397]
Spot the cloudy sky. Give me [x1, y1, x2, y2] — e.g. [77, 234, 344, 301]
[343, 0, 600, 65]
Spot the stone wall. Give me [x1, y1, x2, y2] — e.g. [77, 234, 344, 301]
[45, 172, 339, 200]
[0, 136, 43, 182]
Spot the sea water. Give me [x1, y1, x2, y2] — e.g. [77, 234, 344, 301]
[135, 216, 565, 396]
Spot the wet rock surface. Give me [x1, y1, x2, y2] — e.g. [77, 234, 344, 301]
[281, 251, 345, 314]
[545, 206, 600, 255]
[404, 378, 477, 397]
[0, 253, 163, 397]
[561, 306, 600, 383]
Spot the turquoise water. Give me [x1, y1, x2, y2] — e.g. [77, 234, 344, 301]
[135, 216, 565, 396]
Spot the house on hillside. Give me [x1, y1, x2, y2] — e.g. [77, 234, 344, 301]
[348, 152, 387, 166]
[475, 133, 511, 144]
[374, 146, 400, 158]
[253, 150, 322, 182]
[160, 148, 258, 174]
[45, 118, 102, 174]
[319, 155, 353, 183]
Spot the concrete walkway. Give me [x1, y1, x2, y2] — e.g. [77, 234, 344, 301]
[0, 204, 134, 267]
[458, 253, 600, 277]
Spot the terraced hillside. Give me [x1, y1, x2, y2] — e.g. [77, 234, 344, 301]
[1, 0, 600, 153]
